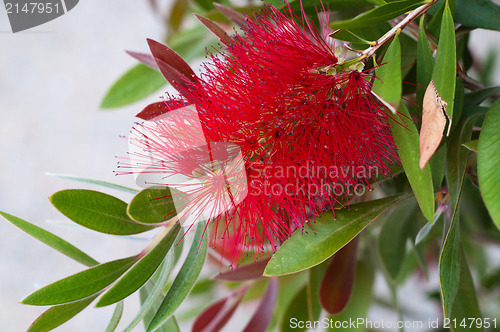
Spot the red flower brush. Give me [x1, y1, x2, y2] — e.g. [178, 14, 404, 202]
[121, 2, 399, 266]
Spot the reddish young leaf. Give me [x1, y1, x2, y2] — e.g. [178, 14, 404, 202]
[192, 287, 246, 332]
[136, 102, 168, 120]
[147, 39, 196, 82]
[194, 14, 233, 45]
[155, 58, 193, 93]
[242, 278, 277, 332]
[319, 237, 359, 314]
[212, 258, 270, 282]
[213, 3, 249, 29]
[126, 50, 159, 70]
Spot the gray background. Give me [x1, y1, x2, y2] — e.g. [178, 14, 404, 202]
[1, 1, 499, 331]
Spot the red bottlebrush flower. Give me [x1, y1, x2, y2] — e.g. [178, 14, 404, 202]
[121, 2, 399, 266]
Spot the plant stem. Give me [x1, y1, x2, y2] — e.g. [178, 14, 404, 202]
[361, 0, 439, 62]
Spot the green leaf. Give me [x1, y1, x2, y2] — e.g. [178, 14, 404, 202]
[464, 86, 500, 107]
[478, 99, 500, 229]
[0, 211, 99, 267]
[96, 224, 180, 307]
[101, 64, 166, 109]
[432, 0, 456, 119]
[50, 189, 155, 235]
[124, 252, 174, 332]
[416, 15, 435, 110]
[372, 35, 401, 110]
[21, 257, 136, 306]
[127, 186, 177, 224]
[46, 172, 138, 194]
[280, 286, 309, 332]
[449, 249, 483, 332]
[462, 139, 478, 152]
[147, 222, 208, 331]
[429, 143, 447, 191]
[373, 35, 434, 222]
[264, 193, 412, 276]
[440, 113, 480, 318]
[378, 199, 416, 280]
[455, 0, 500, 31]
[330, 0, 426, 29]
[439, 213, 461, 318]
[27, 295, 97, 332]
[105, 302, 124, 332]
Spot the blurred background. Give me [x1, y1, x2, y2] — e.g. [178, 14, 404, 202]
[1, 1, 499, 331]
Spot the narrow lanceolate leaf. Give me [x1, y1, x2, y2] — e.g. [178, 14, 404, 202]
[105, 302, 124, 332]
[192, 288, 246, 332]
[139, 283, 180, 332]
[0, 211, 98, 267]
[416, 15, 435, 109]
[96, 224, 181, 307]
[147, 223, 208, 332]
[440, 114, 480, 318]
[127, 186, 177, 224]
[264, 193, 412, 276]
[330, 0, 426, 29]
[21, 257, 136, 306]
[50, 190, 155, 235]
[146, 39, 195, 81]
[464, 86, 500, 107]
[46, 173, 139, 194]
[478, 99, 500, 229]
[462, 140, 478, 152]
[419, 80, 451, 169]
[213, 258, 270, 282]
[194, 14, 232, 45]
[439, 216, 461, 318]
[101, 64, 166, 109]
[372, 36, 401, 111]
[243, 278, 278, 332]
[432, 0, 456, 119]
[372, 36, 434, 223]
[449, 249, 483, 332]
[123, 253, 173, 332]
[136, 102, 169, 121]
[455, 0, 500, 31]
[319, 237, 358, 314]
[27, 295, 97, 332]
[213, 3, 249, 29]
[125, 50, 159, 70]
[378, 199, 416, 280]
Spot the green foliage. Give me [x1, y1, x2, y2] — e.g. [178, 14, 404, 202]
[478, 99, 500, 229]
[101, 64, 166, 109]
[50, 189, 155, 235]
[264, 193, 412, 276]
[11, 0, 500, 330]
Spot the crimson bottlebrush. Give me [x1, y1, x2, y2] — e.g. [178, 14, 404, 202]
[121, 2, 399, 266]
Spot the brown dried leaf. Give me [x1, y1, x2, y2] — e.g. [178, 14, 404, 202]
[194, 14, 233, 45]
[419, 80, 451, 169]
